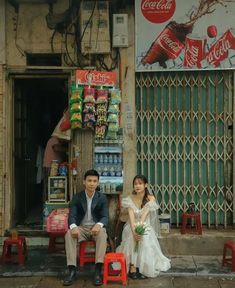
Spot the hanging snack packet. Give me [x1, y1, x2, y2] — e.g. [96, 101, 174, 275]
[83, 86, 96, 103]
[71, 121, 82, 129]
[106, 130, 117, 140]
[96, 114, 107, 126]
[83, 113, 96, 123]
[70, 85, 83, 104]
[107, 122, 119, 132]
[109, 88, 121, 104]
[71, 113, 82, 122]
[96, 89, 108, 104]
[107, 113, 119, 123]
[96, 103, 108, 114]
[95, 125, 107, 139]
[70, 102, 82, 113]
[83, 103, 96, 114]
[108, 104, 119, 114]
[84, 121, 95, 130]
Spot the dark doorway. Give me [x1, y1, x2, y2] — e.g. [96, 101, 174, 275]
[13, 77, 68, 229]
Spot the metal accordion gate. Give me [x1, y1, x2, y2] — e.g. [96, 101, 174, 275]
[136, 71, 234, 228]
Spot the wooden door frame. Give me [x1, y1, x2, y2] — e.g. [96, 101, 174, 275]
[4, 69, 72, 233]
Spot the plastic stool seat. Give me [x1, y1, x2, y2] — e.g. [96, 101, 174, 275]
[103, 252, 127, 286]
[222, 241, 235, 272]
[181, 212, 202, 235]
[2, 236, 27, 265]
[79, 240, 95, 267]
[48, 232, 65, 252]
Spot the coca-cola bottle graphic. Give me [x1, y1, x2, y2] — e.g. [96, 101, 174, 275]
[141, 0, 234, 68]
[141, 21, 193, 68]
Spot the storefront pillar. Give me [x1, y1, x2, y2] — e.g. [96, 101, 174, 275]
[121, 11, 136, 196]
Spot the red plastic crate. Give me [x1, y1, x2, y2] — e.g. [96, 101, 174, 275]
[46, 208, 69, 233]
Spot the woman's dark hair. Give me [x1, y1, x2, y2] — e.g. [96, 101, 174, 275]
[132, 175, 153, 208]
[84, 169, 100, 180]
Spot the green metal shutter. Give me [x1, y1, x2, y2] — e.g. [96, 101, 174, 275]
[136, 71, 233, 228]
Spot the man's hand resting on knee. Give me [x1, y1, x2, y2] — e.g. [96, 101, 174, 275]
[71, 227, 80, 238]
[90, 223, 101, 236]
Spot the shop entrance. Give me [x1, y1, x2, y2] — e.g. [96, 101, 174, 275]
[13, 77, 68, 229]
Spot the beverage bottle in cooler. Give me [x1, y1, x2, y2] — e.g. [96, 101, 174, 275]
[108, 154, 113, 164]
[99, 154, 104, 164]
[113, 154, 118, 164]
[109, 166, 115, 177]
[104, 154, 108, 164]
[95, 154, 99, 164]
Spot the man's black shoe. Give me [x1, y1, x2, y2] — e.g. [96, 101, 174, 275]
[93, 269, 103, 286]
[63, 267, 77, 286]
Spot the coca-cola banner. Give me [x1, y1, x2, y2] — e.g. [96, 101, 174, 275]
[136, 0, 235, 71]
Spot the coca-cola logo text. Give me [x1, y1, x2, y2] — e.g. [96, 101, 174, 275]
[160, 34, 181, 53]
[141, 0, 176, 23]
[207, 31, 233, 66]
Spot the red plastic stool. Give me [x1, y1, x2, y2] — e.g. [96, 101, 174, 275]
[181, 212, 202, 235]
[222, 241, 235, 272]
[103, 252, 127, 286]
[48, 232, 65, 252]
[79, 240, 96, 267]
[2, 236, 27, 265]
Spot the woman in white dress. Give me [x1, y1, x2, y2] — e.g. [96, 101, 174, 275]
[116, 175, 171, 279]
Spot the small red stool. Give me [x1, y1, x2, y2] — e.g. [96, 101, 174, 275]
[79, 240, 96, 267]
[48, 232, 65, 252]
[2, 236, 27, 265]
[222, 241, 235, 272]
[103, 252, 127, 286]
[181, 212, 202, 235]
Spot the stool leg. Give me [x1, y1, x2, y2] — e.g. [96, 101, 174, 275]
[232, 250, 235, 272]
[222, 246, 227, 266]
[103, 260, 109, 286]
[48, 234, 55, 252]
[181, 215, 187, 234]
[121, 260, 127, 285]
[2, 243, 7, 263]
[17, 243, 25, 265]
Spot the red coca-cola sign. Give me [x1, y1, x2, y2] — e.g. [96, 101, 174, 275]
[207, 29, 235, 67]
[141, 0, 176, 24]
[183, 35, 206, 68]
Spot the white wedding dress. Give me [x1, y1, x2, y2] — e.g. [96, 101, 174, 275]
[116, 196, 171, 277]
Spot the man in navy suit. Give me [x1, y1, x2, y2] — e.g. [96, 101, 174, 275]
[63, 169, 108, 286]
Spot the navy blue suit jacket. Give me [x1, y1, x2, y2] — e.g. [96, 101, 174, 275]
[68, 190, 108, 227]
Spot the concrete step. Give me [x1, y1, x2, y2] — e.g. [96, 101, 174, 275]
[160, 228, 235, 256]
[1, 228, 234, 256]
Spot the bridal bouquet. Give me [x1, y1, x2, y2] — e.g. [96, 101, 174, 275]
[134, 222, 149, 253]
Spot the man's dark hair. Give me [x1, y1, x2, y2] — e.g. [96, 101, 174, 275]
[84, 169, 100, 180]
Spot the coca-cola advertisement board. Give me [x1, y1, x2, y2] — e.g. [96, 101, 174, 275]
[136, 0, 235, 71]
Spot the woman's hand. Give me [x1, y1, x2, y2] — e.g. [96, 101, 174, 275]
[133, 232, 143, 241]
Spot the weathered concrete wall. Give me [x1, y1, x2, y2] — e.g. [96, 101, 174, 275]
[6, 1, 70, 66]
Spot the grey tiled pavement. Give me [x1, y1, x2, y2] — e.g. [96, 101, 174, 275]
[0, 247, 235, 287]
